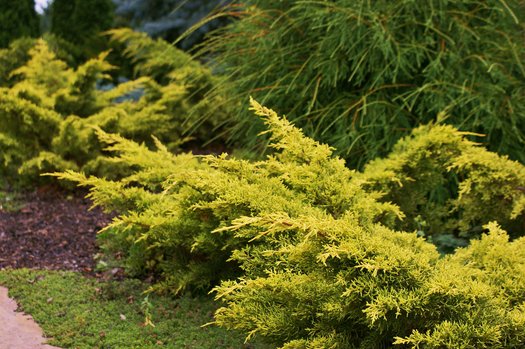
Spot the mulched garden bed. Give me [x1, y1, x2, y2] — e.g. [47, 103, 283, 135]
[0, 188, 112, 272]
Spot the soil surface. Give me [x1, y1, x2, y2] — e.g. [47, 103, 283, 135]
[0, 188, 112, 272]
[0, 188, 113, 349]
[0, 286, 61, 349]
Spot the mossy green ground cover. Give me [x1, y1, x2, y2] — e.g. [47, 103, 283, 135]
[0, 269, 268, 349]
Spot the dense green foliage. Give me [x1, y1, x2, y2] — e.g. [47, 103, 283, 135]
[0, 32, 221, 184]
[0, 0, 39, 48]
[202, 0, 525, 168]
[0, 268, 270, 348]
[50, 0, 115, 59]
[49, 0, 75, 40]
[57, 100, 525, 347]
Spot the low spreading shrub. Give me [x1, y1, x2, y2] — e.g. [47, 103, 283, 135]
[0, 31, 223, 184]
[214, 216, 525, 348]
[57, 100, 525, 348]
[55, 99, 401, 292]
[359, 124, 525, 252]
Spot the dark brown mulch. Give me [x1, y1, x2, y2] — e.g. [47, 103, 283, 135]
[0, 188, 112, 272]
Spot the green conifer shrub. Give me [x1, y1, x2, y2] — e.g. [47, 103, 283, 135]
[49, 0, 75, 41]
[201, 0, 525, 169]
[55, 101, 525, 348]
[0, 0, 39, 48]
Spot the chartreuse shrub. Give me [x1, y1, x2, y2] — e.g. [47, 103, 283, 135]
[0, 32, 222, 184]
[55, 98, 401, 293]
[0, 38, 122, 181]
[214, 217, 525, 348]
[202, 0, 525, 168]
[0, 35, 75, 87]
[358, 124, 525, 252]
[57, 100, 525, 348]
[106, 28, 227, 141]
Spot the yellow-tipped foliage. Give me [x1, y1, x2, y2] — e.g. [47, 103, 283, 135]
[0, 33, 222, 184]
[57, 100, 525, 348]
[359, 124, 525, 252]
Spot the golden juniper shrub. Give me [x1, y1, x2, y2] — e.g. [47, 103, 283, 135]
[210, 104, 525, 348]
[0, 39, 116, 180]
[0, 33, 222, 183]
[55, 98, 398, 293]
[0, 37, 35, 86]
[214, 218, 525, 348]
[0, 35, 74, 87]
[0, 88, 62, 178]
[358, 124, 525, 252]
[58, 100, 525, 348]
[106, 28, 228, 142]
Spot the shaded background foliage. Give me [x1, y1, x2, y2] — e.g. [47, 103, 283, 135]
[0, 0, 39, 48]
[50, 0, 115, 61]
[112, 0, 231, 49]
[201, 0, 525, 169]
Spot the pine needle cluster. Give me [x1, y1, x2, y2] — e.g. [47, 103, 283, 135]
[201, 0, 525, 169]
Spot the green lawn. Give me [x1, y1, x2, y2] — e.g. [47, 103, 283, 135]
[0, 269, 268, 349]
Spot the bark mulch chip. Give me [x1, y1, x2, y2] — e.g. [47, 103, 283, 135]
[0, 188, 113, 272]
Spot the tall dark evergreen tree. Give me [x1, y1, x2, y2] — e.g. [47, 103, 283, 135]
[0, 0, 39, 48]
[49, 0, 76, 42]
[50, 0, 115, 58]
